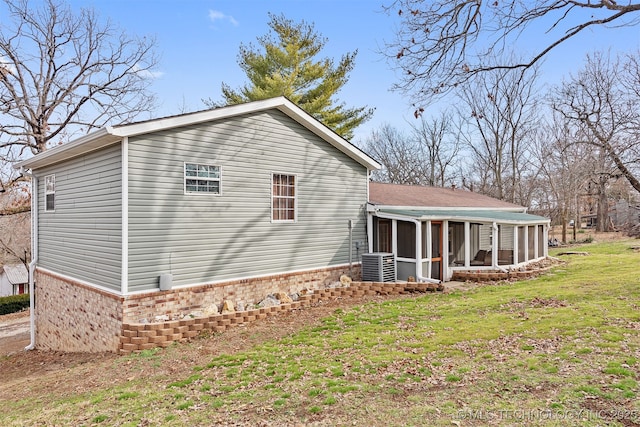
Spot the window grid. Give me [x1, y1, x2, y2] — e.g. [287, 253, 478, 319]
[272, 173, 296, 221]
[185, 163, 221, 194]
[44, 174, 55, 211]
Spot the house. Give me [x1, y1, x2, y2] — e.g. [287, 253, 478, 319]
[0, 264, 28, 297]
[14, 97, 381, 353]
[367, 183, 550, 282]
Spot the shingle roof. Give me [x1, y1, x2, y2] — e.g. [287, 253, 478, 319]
[369, 182, 525, 210]
[3, 264, 28, 284]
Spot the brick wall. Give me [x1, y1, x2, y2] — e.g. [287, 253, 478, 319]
[32, 264, 362, 353]
[34, 269, 123, 353]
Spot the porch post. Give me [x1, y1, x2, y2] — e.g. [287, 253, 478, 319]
[513, 225, 519, 264]
[367, 213, 374, 253]
[543, 224, 549, 257]
[523, 226, 529, 262]
[415, 221, 423, 279]
[464, 222, 471, 267]
[392, 220, 397, 255]
[533, 225, 539, 260]
[492, 222, 499, 267]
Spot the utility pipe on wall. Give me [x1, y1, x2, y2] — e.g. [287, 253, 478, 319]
[21, 168, 37, 351]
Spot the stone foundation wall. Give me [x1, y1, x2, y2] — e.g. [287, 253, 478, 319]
[34, 269, 123, 353]
[451, 266, 552, 282]
[123, 264, 361, 323]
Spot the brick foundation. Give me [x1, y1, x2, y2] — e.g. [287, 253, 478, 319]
[34, 270, 123, 353]
[33, 264, 364, 353]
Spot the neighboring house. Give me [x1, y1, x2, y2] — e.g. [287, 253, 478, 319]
[0, 264, 28, 297]
[14, 97, 381, 352]
[367, 183, 550, 282]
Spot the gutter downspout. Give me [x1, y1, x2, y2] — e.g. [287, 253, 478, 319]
[21, 168, 37, 351]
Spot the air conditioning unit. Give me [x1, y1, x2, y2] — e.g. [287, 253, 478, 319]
[361, 252, 396, 282]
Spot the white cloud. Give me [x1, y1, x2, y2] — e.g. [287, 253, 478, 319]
[133, 63, 164, 79]
[208, 9, 238, 26]
[0, 56, 16, 76]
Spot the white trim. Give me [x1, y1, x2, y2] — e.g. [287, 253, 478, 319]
[37, 267, 124, 296]
[26, 172, 37, 350]
[367, 212, 374, 253]
[524, 225, 530, 263]
[121, 138, 129, 295]
[370, 204, 529, 213]
[370, 209, 549, 226]
[415, 220, 423, 279]
[464, 221, 471, 267]
[125, 262, 357, 295]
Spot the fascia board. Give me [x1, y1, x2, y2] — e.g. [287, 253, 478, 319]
[13, 128, 121, 171]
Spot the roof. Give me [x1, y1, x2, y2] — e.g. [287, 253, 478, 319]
[14, 97, 381, 171]
[2, 264, 28, 284]
[369, 182, 526, 210]
[376, 208, 549, 225]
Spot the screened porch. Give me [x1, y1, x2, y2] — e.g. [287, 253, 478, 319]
[367, 208, 550, 283]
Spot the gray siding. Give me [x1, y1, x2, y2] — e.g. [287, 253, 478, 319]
[127, 110, 369, 292]
[37, 143, 123, 291]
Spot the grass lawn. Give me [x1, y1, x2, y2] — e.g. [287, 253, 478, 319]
[1, 239, 639, 426]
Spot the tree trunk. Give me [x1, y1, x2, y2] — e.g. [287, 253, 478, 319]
[596, 177, 609, 232]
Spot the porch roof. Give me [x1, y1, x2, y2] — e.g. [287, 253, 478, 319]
[375, 208, 550, 225]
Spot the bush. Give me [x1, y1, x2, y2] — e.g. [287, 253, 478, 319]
[0, 293, 30, 315]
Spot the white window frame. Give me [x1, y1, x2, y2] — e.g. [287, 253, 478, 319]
[44, 174, 55, 212]
[184, 162, 221, 195]
[271, 172, 297, 223]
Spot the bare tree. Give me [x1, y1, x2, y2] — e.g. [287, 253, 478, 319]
[456, 62, 541, 203]
[363, 124, 427, 184]
[0, 0, 159, 188]
[551, 51, 640, 214]
[535, 114, 593, 242]
[409, 111, 461, 187]
[384, 0, 640, 110]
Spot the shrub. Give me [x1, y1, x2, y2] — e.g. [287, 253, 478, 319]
[0, 294, 30, 315]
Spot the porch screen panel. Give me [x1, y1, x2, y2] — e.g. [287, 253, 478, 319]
[449, 222, 464, 266]
[528, 226, 535, 260]
[498, 225, 515, 266]
[374, 218, 392, 253]
[431, 222, 442, 258]
[397, 221, 416, 259]
[538, 225, 545, 258]
[479, 224, 492, 249]
[518, 226, 526, 262]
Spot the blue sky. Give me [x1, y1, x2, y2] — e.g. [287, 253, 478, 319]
[70, 1, 640, 143]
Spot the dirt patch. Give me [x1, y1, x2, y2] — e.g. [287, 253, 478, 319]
[0, 309, 30, 356]
[0, 293, 417, 402]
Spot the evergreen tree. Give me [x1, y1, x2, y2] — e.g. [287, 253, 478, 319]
[213, 13, 373, 140]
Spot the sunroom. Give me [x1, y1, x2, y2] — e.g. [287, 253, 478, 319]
[366, 183, 551, 283]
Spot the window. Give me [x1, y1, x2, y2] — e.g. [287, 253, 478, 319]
[184, 163, 220, 194]
[272, 173, 296, 222]
[44, 174, 55, 211]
